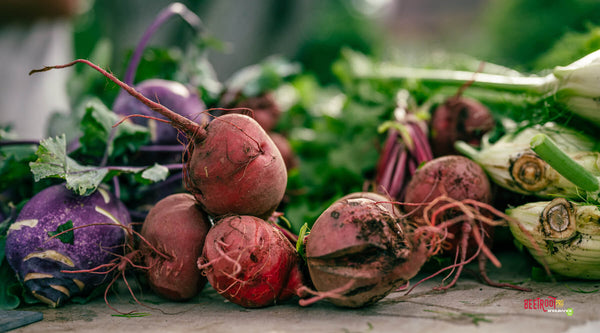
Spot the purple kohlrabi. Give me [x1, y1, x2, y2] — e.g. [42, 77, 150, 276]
[5, 184, 131, 307]
[112, 79, 207, 144]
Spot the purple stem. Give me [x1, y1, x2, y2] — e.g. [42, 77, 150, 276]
[379, 141, 401, 192]
[389, 147, 408, 199]
[376, 130, 398, 183]
[410, 121, 433, 162]
[408, 158, 418, 175]
[161, 163, 184, 171]
[405, 122, 431, 164]
[138, 144, 185, 152]
[138, 172, 183, 194]
[124, 2, 204, 85]
[112, 176, 121, 199]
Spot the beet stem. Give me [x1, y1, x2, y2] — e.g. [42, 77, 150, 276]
[388, 148, 408, 198]
[378, 140, 401, 191]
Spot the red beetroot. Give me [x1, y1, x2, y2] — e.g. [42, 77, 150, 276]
[30, 60, 287, 219]
[430, 96, 494, 157]
[404, 155, 493, 254]
[140, 193, 211, 301]
[401, 156, 525, 292]
[197, 215, 306, 308]
[184, 114, 287, 219]
[233, 93, 281, 132]
[404, 155, 492, 219]
[304, 192, 428, 308]
[269, 132, 297, 171]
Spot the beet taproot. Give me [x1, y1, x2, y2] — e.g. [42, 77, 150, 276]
[140, 193, 211, 301]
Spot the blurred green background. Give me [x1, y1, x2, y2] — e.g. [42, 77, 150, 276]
[73, 0, 600, 82]
[3, 0, 600, 140]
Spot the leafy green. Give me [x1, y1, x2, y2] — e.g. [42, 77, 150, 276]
[78, 98, 149, 161]
[135, 164, 170, 185]
[47, 220, 74, 245]
[280, 73, 392, 233]
[225, 56, 301, 99]
[29, 134, 168, 196]
[295, 223, 309, 260]
[0, 257, 23, 310]
[0, 229, 27, 310]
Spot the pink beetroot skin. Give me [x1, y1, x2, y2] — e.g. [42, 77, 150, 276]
[184, 114, 288, 219]
[305, 192, 428, 308]
[141, 193, 211, 301]
[430, 96, 494, 157]
[198, 215, 305, 308]
[403, 155, 493, 254]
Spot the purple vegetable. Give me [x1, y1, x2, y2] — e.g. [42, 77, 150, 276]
[112, 2, 208, 144]
[113, 79, 207, 144]
[5, 184, 131, 307]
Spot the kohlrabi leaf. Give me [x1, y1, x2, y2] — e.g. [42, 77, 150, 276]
[30, 134, 168, 196]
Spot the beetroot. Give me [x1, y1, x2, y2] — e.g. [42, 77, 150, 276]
[304, 192, 428, 308]
[140, 193, 211, 301]
[233, 93, 281, 132]
[197, 215, 306, 308]
[5, 184, 131, 307]
[216, 92, 282, 133]
[269, 132, 297, 171]
[430, 96, 494, 157]
[404, 155, 492, 219]
[403, 155, 493, 257]
[401, 156, 525, 292]
[30, 60, 288, 219]
[183, 114, 287, 219]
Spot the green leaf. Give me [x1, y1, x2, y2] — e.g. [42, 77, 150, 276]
[0, 236, 24, 310]
[0, 257, 23, 310]
[29, 134, 106, 195]
[29, 134, 168, 196]
[295, 223, 309, 259]
[0, 143, 39, 204]
[79, 100, 116, 158]
[136, 164, 169, 184]
[79, 98, 149, 160]
[47, 220, 74, 245]
[29, 135, 70, 181]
